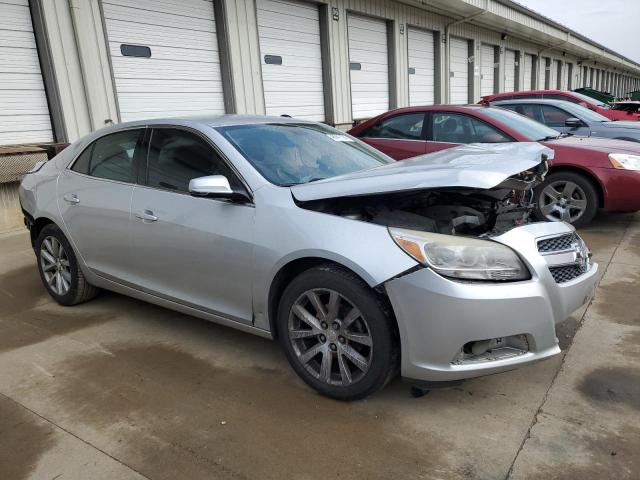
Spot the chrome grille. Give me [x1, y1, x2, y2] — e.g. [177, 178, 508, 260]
[537, 232, 590, 284]
[549, 264, 587, 283]
[537, 233, 577, 253]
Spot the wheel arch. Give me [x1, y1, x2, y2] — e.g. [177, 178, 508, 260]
[266, 257, 396, 341]
[546, 165, 605, 208]
[30, 216, 57, 247]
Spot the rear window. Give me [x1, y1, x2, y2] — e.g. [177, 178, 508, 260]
[481, 107, 559, 141]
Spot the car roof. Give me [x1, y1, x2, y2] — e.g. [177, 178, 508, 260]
[106, 114, 316, 131]
[368, 105, 487, 115]
[491, 98, 577, 107]
[483, 90, 578, 100]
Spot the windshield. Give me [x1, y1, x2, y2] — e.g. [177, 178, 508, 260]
[570, 91, 609, 108]
[481, 107, 560, 141]
[217, 123, 393, 186]
[559, 102, 610, 122]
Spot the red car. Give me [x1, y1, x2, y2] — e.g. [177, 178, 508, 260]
[480, 90, 640, 122]
[348, 105, 640, 226]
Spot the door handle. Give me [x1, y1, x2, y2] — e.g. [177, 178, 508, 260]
[63, 193, 80, 204]
[135, 210, 158, 222]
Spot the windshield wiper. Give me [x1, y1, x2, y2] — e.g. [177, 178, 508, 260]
[558, 132, 573, 138]
[538, 135, 560, 141]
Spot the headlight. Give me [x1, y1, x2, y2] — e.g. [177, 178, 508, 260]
[389, 227, 530, 281]
[608, 153, 640, 171]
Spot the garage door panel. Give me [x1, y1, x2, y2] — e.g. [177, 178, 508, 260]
[257, 0, 325, 121]
[104, 3, 215, 32]
[449, 37, 469, 104]
[0, 0, 53, 145]
[408, 27, 434, 106]
[106, 22, 218, 50]
[504, 49, 516, 92]
[480, 44, 495, 97]
[523, 54, 533, 91]
[103, 0, 225, 121]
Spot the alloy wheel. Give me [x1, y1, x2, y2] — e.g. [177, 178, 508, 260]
[40, 236, 71, 296]
[288, 289, 373, 386]
[539, 180, 588, 223]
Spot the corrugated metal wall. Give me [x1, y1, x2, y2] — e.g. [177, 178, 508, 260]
[24, 0, 640, 145]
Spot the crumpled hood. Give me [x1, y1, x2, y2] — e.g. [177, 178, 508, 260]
[543, 135, 640, 154]
[291, 142, 553, 202]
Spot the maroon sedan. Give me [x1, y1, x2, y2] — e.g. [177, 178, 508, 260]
[348, 105, 640, 226]
[480, 90, 640, 122]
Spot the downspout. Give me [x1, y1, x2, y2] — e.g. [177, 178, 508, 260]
[444, 0, 489, 103]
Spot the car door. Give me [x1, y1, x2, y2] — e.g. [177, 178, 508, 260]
[356, 112, 427, 160]
[539, 104, 591, 136]
[130, 127, 255, 324]
[57, 128, 145, 282]
[426, 112, 512, 153]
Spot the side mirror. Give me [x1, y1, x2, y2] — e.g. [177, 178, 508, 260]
[189, 175, 233, 197]
[189, 175, 251, 203]
[565, 117, 583, 128]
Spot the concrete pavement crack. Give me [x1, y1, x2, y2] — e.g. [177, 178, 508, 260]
[0, 391, 153, 480]
[504, 216, 634, 480]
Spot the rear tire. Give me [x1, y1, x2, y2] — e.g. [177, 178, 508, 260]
[534, 171, 598, 228]
[277, 264, 398, 400]
[36, 224, 99, 306]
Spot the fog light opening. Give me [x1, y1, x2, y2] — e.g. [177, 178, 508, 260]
[454, 334, 530, 364]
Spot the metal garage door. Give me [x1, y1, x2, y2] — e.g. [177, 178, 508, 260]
[103, 0, 225, 122]
[554, 60, 562, 89]
[540, 57, 549, 89]
[407, 27, 435, 106]
[480, 44, 495, 97]
[348, 14, 389, 119]
[449, 37, 469, 104]
[523, 54, 533, 91]
[504, 49, 516, 92]
[562, 63, 569, 90]
[257, 0, 324, 121]
[0, 0, 52, 145]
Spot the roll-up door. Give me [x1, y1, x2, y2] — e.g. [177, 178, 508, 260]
[540, 58, 549, 89]
[0, 0, 53, 145]
[504, 49, 516, 92]
[554, 60, 562, 89]
[523, 54, 533, 91]
[480, 44, 495, 97]
[257, 0, 325, 121]
[549, 60, 558, 90]
[348, 14, 389, 119]
[449, 37, 469, 104]
[407, 27, 435, 106]
[103, 0, 225, 122]
[562, 63, 570, 90]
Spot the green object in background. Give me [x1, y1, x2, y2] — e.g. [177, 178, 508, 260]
[628, 90, 640, 101]
[573, 87, 615, 103]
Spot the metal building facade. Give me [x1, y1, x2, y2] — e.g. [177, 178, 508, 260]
[1, 0, 640, 148]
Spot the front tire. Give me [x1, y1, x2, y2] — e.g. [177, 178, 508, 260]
[534, 171, 598, 227]
[277, 265, 397, 400]
[36, 224, 99, 306]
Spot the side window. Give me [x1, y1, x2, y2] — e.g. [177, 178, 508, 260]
[146, 128, 241, 193]
[71, 129, 142, 183]
[510, 104, 542, 123]
[431, 113, 511, 144]
[361, 113, 425, 140]
[540, 105, 572, 127]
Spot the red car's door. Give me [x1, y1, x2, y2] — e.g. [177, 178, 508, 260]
[356, 112, 427, 160]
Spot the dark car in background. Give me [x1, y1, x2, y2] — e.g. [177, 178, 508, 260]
[348, 105, 640, 227]
[480, 90, 640, 121]
[491, 99, 640, 142]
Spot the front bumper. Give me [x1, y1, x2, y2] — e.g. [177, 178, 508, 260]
[597, 167, 640, 212]
[385, 222, 598, 382]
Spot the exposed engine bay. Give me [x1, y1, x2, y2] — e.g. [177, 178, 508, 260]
[298, 165, 547, 237]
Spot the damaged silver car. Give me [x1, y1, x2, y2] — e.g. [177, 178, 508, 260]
[19, 116, 598, 400]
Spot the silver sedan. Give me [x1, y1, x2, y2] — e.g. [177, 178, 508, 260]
[19, 116, 598, 400]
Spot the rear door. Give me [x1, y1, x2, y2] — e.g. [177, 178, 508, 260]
[57, 128, 145, 282]
[426, 112, 512, 154]
[357, 112, 427, 160]
[130, 127, 254, 323]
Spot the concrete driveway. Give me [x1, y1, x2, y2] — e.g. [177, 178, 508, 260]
[0, 213, 638, 480]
